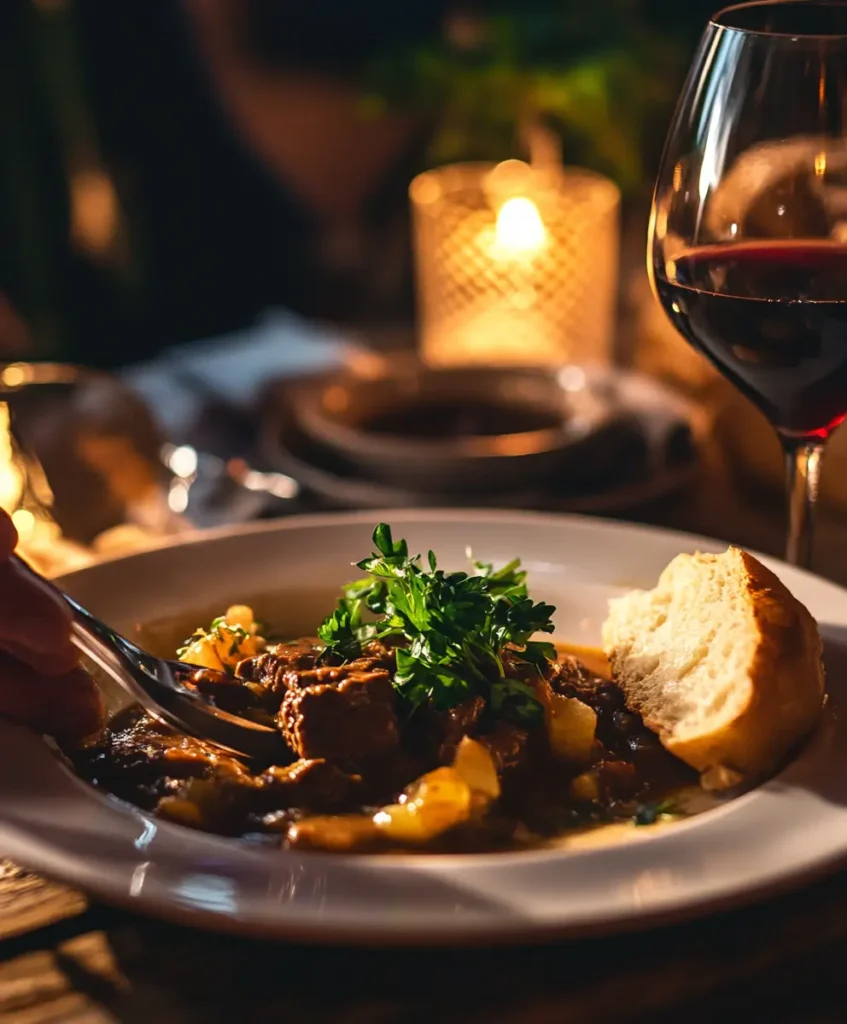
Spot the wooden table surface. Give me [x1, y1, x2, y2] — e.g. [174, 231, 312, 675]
[3, 440, 847, 1024]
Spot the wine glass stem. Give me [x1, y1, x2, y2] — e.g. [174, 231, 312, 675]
[782, 439, 825, 569]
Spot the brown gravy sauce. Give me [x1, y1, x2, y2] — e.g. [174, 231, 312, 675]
[117, 601, 718, 850]
[547, 642, 719, 847]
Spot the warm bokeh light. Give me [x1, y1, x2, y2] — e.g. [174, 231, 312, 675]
[70, 170, 119, 255]
[1, 365, 28, 389]
[494, 197, 546, 256]
[11, 508, 35, 539]
[0, 405, 23, 513]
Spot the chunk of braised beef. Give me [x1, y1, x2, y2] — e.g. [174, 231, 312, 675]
[478, 721, 531, 774]
[287, 655, 391, 691]
[359, 638, 399, 670]
[600, 706, 662, 762]
[157, 774, 264, 835]
[71, 708, 250, 810]
[585, 681, 628, 718]
[595, 759, 638, 803]
[355, 750, 428, 806]
[549, 655, 609, 700]
[501, 645, 556, 683]
[235, 638, 324, 693]
[278, 666, 400, 761]
[548, 655, 693, 795]
[416, 695, 486, 764]
[549, 658, 645, 759]
[260, 758, 361, 812]
[188, 668, 269, 719]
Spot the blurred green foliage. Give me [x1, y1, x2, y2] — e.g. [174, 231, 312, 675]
[362, 1, 688, 193]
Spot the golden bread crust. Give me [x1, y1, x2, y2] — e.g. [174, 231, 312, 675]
[604, 547, 825, 789]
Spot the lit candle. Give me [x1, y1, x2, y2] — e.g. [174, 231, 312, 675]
[491, 196, 547, 257]
[410, 160, 620, 367]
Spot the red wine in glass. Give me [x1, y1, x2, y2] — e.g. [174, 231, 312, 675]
[648, 1, 847, 569]
[654, 240, 847, 438]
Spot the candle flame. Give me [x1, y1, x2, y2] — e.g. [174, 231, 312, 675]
[495, 197, 546, 254]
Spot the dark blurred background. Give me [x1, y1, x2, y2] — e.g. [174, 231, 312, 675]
[0, 0, 719, 369]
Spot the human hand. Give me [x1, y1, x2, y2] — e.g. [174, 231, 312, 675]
[0, 510, 103, 738]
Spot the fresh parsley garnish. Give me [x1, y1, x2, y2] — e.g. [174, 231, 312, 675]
[633, 798, 681, 826]
[176, 630, 205, 660]
[316, 602, 367, 663]
[317, 523, 556, 725]
[177, 620, 250, 661]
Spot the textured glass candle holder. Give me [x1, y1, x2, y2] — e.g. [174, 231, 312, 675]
[410, 160, 620, 367]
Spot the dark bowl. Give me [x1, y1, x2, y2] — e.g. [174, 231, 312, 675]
[290, 361, 616, 494]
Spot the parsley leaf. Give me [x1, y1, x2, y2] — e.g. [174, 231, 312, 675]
[317, 523, 557, 725]
[176, 629, 205, 660]
[489, 677, 545, 725]
[317, 601, 365, 663]
[633, 799, 681, 826]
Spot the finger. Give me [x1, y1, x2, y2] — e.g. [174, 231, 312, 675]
[0, 511, 17, 560]
[0, 560, 78, 675]
[0, 653, 103, 740]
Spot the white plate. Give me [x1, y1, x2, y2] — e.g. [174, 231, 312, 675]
[2, 510, 847, 946]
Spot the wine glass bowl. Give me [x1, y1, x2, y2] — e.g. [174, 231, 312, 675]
[648, 1, 847, 568]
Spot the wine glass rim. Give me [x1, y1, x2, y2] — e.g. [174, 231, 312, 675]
[712, 1, 847, 39]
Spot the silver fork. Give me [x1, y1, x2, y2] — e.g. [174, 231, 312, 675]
[13, 555, 288, 762]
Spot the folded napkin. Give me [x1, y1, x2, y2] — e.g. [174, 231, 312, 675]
[576, 365, 698, 476]
[123, 309, 362, 442]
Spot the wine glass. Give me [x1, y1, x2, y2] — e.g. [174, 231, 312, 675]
[648, 1, 847, 569]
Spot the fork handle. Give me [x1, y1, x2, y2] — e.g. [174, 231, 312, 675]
[11, 552, 154, 690]
[10, 553, 288, 761]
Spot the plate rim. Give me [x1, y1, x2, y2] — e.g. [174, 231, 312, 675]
[53, 506, 836, 599]
[5, 791, 847, 948]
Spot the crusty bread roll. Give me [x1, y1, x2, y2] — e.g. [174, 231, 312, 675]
[601, 547, 825, 790]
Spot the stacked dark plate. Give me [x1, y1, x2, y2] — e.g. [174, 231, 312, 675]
[259, 356, 702, 514]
